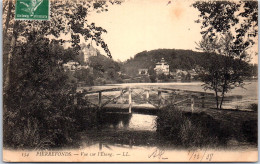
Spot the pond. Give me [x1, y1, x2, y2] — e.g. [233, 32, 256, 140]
[79, 81, 257, 110]
[79, 113, 158, 145]
[74, 81, 257, 152]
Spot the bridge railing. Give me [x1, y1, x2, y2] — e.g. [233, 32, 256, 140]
[74, 87, 215, 113]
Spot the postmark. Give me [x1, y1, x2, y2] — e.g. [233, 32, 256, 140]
[15, 0, 49, 20]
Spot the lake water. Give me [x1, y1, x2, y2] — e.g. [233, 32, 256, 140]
[76, 81, 257, 152]
[80, 81, 257, 110]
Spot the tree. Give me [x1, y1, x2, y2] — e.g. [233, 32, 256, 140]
[3, 0, 122, 148]
[3, 0, 123, 91]
[4, 37, 76, 148]
[148, 68, 156, 82]
[193, 1, 257, 109]
[88, 55, 121, 83]
[197, 39, 251, 109]
[74, 68, 94, 86]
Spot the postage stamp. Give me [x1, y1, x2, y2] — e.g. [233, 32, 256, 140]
[15, 0, 49, 20]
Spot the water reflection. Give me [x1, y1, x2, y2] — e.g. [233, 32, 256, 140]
[97, 113, 157, 131]
[81, 113, 159, 150]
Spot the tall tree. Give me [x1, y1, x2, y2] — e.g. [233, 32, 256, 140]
[3, 0, 123, 148]
[193, 1, 258, 109]
[3, 0, 123, 91]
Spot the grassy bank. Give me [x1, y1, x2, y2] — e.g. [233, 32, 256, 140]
[156, 106, 257, 148]
[3, 104, 99, 150]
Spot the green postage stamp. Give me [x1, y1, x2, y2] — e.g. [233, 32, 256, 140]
[15, 0, 49, 20]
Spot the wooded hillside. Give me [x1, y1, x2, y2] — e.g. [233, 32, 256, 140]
[121, 49, 209, 76]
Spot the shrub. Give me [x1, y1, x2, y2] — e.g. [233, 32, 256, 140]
[3, 38, 98, 149]
[241, 120, 258, 143]
[156, 107, 230, 148]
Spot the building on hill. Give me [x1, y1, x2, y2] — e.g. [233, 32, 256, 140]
[63, 61, 90, 72]
[64, 43, 99, 71]
[138, 69, 149, 75]
[154, 58, 170, 75]
[80, 43, 98, 63]
[63, 61, 80, 71]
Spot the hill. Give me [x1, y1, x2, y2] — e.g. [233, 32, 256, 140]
[122, 49, 208, 77]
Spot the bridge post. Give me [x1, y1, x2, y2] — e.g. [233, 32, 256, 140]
[191, 96, 195, 112]
[201, 93, 205, 108]
[98, 91, 102, 108]
[158, 90, 162, 108]
[146, 90, 149, 104]
[128, 88, 132, 113]
[119, 89, 124, 103]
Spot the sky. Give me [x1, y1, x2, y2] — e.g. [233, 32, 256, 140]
[87, 0, 203, 62]
[86, 0, 257, 63]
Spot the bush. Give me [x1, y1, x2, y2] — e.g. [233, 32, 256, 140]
[3, 38, 98, 149]
[156, 107, 230, 148]
[241, 120, 258, 143]
[94, 77, 107, 85]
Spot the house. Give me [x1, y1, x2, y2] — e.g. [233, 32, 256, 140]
[63, 43, 100, 72]
[63, 61, 80, 71]
[80, 43, 98, 63]
[138, 69, 149, 75]
[63, 61, 91, 72]
[154, 58, 170, 75]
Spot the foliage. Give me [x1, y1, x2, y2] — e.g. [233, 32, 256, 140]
[148, 68, 157, 82]
[88, 55, 122, 84]
[249, 64, 258, 78]
[241, 120, 258, 143]
[193, 1, 257, 52]
[74, 68, 94, 86]
[156, 107, 230, 148]
[122, 49, 207, 77]
[4, 38, 75, 148]
[157, 73, 170, 81]
[122, 48, 256, 84]
[3, 0, 123, 149]
[3, 0, 123, 89]
[193, 1, 258, 109]
[197, 35, 252, 109]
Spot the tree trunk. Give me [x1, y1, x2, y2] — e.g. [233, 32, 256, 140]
[220, 74, 228, 109]
[3, 0, 13, 40]
[220, 82, 227, 109]
[214, 89, 219, 109]
[4, 21, 18, 91]
[220, 94, 225, 109]
[3, 0, 14, 90]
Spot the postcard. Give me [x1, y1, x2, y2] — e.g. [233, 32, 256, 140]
[2, 0, 258, 162]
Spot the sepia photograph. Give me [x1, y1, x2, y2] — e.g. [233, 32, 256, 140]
[2, 0, 258, 162]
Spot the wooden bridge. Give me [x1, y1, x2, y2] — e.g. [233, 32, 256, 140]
[74, 87, 215, 115]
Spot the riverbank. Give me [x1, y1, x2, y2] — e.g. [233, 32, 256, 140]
[76, 105, 257, 150]
[156, 107, 257, 148]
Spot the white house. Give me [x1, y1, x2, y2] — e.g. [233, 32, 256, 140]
[63, 61, 80, 71]
[154, 58, 170, 75]
[63, 61, 90, 72]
